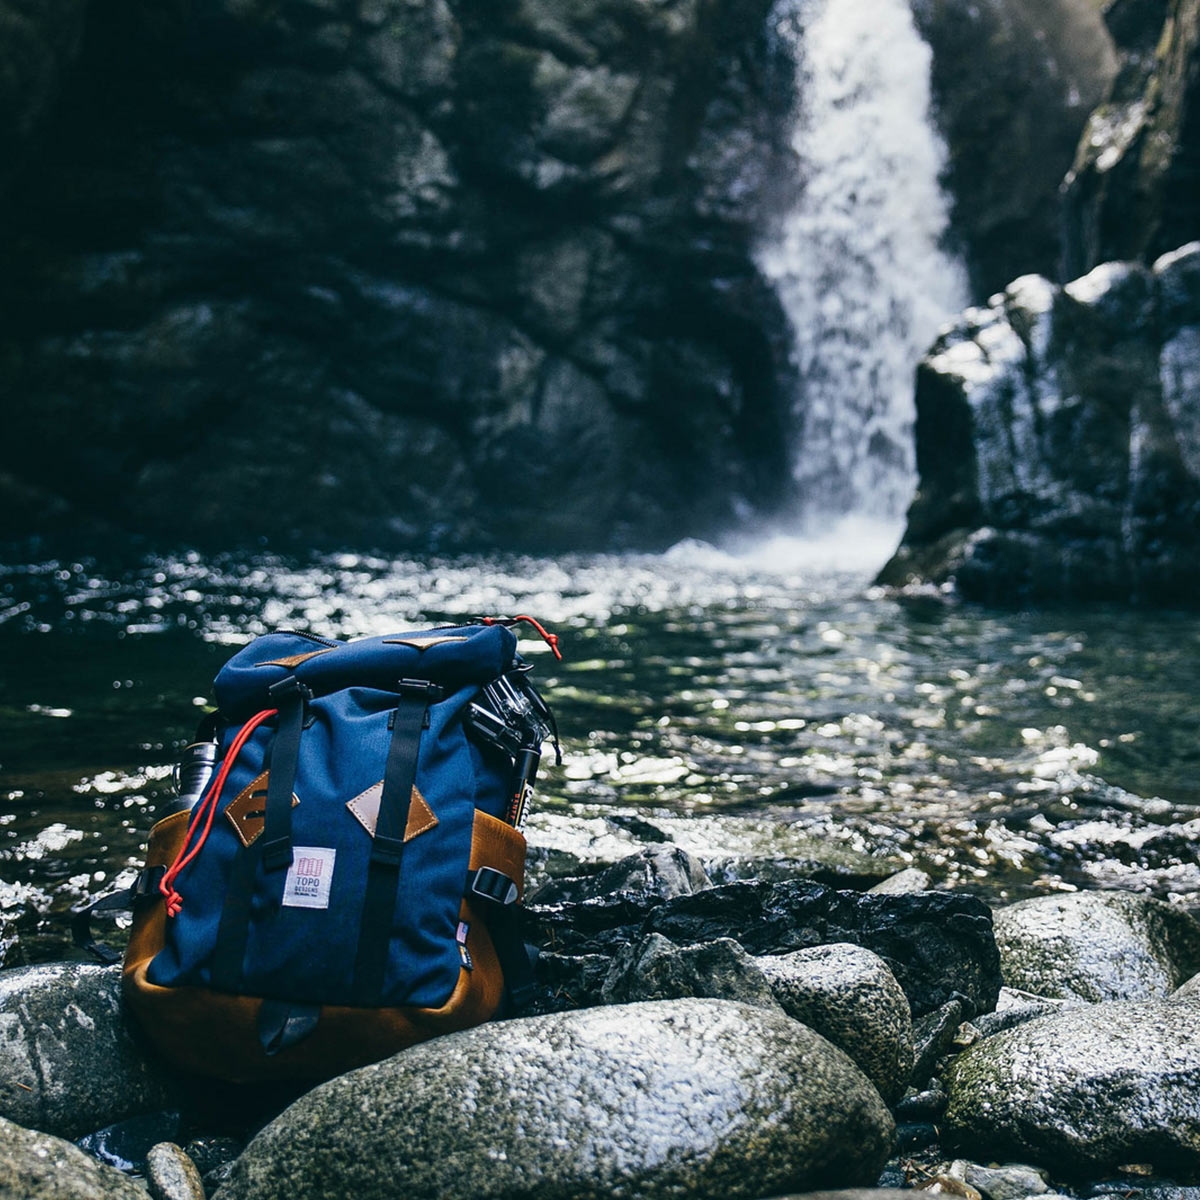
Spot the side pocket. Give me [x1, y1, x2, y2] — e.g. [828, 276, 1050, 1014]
[122, 810, 190, 991]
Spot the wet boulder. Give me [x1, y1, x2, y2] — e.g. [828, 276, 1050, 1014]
[993, 890, 1200, 1002]
[212, 999, 895, 1200]
[528, 844, 711, 907]
[943, 991, 1200, 1175]
[145, 1142, 207, 1200]
[600, 934, 782, 1010]
[0, 962, 176, 1139]
[528, 880, 1000, 1019]
[758, 943, 914, 1106]
[0, 1114, 147, 1200]
[642, 882, 1001, 1019]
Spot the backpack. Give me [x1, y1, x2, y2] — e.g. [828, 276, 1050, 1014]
[83, 618, 560, 1083]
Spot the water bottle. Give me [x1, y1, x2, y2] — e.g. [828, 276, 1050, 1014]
[162, 740, 219, 817]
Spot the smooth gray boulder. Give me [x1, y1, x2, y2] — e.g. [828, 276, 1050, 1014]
[0, 962, 175, 1139]
[993, 891, 1200, 1002]
[0, 1114, 146, 1200]
[213, 999, 895, 1200]
[943, 992, 1200, 1174]
[757, 944, 914, 1106]
[146, 1143, 206, 1200]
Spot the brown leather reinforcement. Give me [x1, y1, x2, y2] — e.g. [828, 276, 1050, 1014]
[122, 808, 526, 1083]
[224, 771, 300, 848]
[380, 635, 469, 649]
[345, 781, 438, 842]
[258, 650, 332, 669]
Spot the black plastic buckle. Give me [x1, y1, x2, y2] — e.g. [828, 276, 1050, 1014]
[261, 837, 294, 872]
[396, 678, 444, 702]
[470, 867, 519, 906]
[268, 676, 312, 702]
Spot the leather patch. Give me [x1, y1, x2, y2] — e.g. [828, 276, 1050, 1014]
[226, 771, 300, 848]
[258, 649, 333, 669]
[380, 636, 469, 650]
[346, 782, 438, 842]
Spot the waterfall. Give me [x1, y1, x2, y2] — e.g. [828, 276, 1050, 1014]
[756, 0, 970, 528]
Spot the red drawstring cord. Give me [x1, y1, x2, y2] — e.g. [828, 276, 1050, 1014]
[160, 707, 277, 918]
[480, 615, 563, 661]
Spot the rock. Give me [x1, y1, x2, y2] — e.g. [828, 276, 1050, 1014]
[868, 868, 934, 895]
[943, 992, 1200, 1175]
[645, 882, 1002, 1019]
[993, 891, 1200, 1002]
[971, 987, 1072, 1039]
[909, 997, 964, 1090]
[0, 1114, 147, 1199]
[910, 0, 1117, 297]
[757, 944, 914, 1105]
[212, 999, 895, 1200]
[0, 0, 797, 554]
[920, 1176, 984, 1200]
[0, 963, 176, 1140]
[528, 845, 711, 907]
[1064, 0, 1200, 275]
[528, 880, 1001, 1019]
[600, 934, 782, 1010]
[75, 1111, 182, 1174]
[896, 1082, 947, 1121]
[879, 245, 1200, 606]
[0, 0, 88, 197]
[768, 1193, 917, 1200]
[946, 1160, 1051, 1200]
[181, 1135, 244, 1181]
[1173, 971, 1200, 1000]
[146, 1142, 206, 1200]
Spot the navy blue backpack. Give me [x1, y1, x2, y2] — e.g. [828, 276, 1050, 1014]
[114, 618, 559, 1082]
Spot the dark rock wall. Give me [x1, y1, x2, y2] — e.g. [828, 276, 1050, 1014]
[911, 0, 1116, 300]
[1064, 0, 1200, 276]
[0, 0, 795, 552]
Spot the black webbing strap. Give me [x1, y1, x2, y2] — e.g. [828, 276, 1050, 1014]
[260, 677, 306, 872]
[467, 868, 537, 1011]
[351, 679, 439, 1004]
[211, 679, 308, 993]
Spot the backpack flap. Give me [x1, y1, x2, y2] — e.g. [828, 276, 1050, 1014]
[213, 624, 519, 722]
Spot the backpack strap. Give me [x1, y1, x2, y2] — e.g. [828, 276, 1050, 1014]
[467, 868, 537, 1011]
[351, 678, 442, 1004]
[210, 677, 309, 993]
[70, 866, 167, 964]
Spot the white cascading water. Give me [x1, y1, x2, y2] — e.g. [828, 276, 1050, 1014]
[756, 0, 971, 529]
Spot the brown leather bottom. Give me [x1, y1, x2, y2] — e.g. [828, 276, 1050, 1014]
[122, 808, 525, 1083]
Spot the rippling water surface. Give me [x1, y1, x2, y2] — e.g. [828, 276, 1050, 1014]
[3, 536, 1199, 962]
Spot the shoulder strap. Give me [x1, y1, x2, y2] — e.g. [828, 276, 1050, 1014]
[351, 679, 441, 1004]
[210, 678, 308, 993]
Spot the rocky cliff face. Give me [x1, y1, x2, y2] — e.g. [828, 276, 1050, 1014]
[885, 0, 1200, 606]
[0, 0, 795, 552]
[878, 244, 1200, 605]
[912, 0, 1117, 299]
[1064, 0, 1200, 275]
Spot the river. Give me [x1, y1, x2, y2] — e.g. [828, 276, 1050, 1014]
[3, 536, 1199, 965]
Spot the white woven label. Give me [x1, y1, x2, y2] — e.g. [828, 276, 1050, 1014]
[281, 846, 336, 910]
